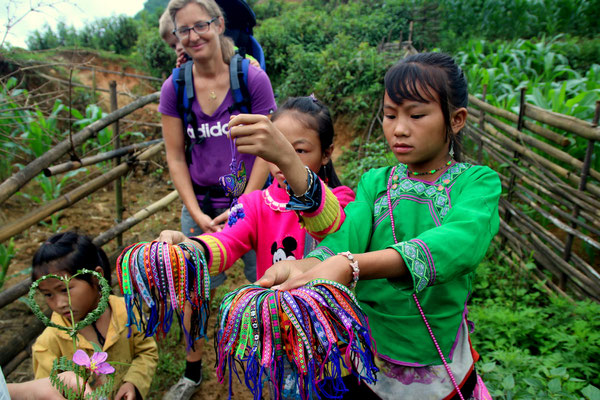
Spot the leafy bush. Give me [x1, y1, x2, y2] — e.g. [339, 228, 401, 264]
[439, 0, 599, 51]
[27, 15, 140, 55]
[337, 138, 396, 189]
[136, 30, 177, 79]
[471, 250, 600, 399]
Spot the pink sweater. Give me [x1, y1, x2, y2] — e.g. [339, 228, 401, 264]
[195, 179, 355, 279]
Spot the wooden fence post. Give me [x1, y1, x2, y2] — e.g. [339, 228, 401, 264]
[502, 88, 527, 231]
[109, 81, 123, 246]
[477, 84, 487, 164]
[562, 100, 600, 282]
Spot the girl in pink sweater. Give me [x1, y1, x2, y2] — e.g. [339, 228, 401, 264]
[159, 96, 355, 280]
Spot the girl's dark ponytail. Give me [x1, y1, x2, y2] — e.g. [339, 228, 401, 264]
[272, 96, 343, 188]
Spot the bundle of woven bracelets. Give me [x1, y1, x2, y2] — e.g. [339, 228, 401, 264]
[117, 241, 378, 398]
[216, 280, 378, 400]
[116, 241, 210, 348]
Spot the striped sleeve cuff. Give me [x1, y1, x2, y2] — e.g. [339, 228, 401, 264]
[195, 235, 228, 276]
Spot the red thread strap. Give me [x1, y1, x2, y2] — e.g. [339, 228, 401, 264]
[387, 167, 465, 400]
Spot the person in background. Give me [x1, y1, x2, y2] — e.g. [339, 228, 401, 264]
[31, 232, 158, 400]
[158, 1, 276, 398]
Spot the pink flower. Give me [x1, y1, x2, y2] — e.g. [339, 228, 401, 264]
[72, 350, 115, 375]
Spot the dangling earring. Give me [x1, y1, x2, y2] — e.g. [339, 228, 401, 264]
[449, 139, 455, 159]
[321, 163, 329, 184]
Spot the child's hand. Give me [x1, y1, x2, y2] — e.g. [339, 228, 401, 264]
[114, 382, 137, 400]
[211, 210, 229, 231]
[156, 230, 189, 244]
[257, 258, 320, 288]
[229, 114, 294, 165]
[272, 255, 353, 291]
[176, 52, 188, 68]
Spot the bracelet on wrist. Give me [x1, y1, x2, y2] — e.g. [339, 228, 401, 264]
[286, 165, 314, 199]
[338, 251, 359, 289]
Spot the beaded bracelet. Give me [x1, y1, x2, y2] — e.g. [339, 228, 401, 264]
[116, 241, 211, 348]
[285, 166, 323, 212]
[338, 251, 359, 289]
[215, 281, 378, 399]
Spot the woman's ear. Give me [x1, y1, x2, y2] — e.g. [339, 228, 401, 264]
[94, 266, 105, 277]
[217, 16, 225, 34]
[321, 145, 333, 166]
[450, 107, 467, 134]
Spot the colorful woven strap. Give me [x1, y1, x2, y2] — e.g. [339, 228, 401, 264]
[116, 241, 211, 347]
[215, 281, 378, 400]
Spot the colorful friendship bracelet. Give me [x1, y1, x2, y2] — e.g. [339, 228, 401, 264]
[215, 281, 378, 400]
[116, 241, 211, 347]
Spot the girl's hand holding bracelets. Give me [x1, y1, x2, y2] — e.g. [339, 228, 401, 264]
[215, 280, 378, 399]
[116, 241, 210, 347]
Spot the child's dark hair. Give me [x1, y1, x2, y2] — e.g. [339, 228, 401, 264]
[271, 96, 342, 188]
[384, 52, 468, 161]
[32, 231, 111, 287]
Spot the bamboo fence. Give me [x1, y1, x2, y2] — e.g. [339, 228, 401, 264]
[463, 89, 600, 302]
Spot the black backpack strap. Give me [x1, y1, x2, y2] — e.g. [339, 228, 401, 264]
[228, 53, 252, 114]
[176, 61, 202, 165]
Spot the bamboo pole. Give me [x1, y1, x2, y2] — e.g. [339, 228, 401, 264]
[43, 139, 163, 176]
[0, 189, 177, 310]
[110, 81, 123, 247]
[528, 233, 599, 298]
[93, 190, 179, 247]
[0, 310, 49, 367]
[477, 133, 600, 218]
[563, 101, 600, 264]
[74, 65, 163, 82]
[466, 120, 600, 215]
[525, 103, 600, 141]
[0, 91, 160, 205]
[495, 238, 574, 303]
[469, 95, 570, 146]
[36, 71, 134, 98]
[469, 108, 600, 182]
[467, 115, 600, 197]
[2, 346, 31, 377]
[0, 143, 164, 244]
[477, 140, 599, 275]
[0, 278, 31, 309]
[506, 195, 600, 283]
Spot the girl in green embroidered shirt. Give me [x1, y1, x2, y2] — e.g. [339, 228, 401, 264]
[258, 53, 501, 399]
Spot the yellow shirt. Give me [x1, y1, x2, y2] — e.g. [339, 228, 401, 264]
[32, 295, 158, 398]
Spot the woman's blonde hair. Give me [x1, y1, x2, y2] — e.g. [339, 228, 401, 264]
[167, 0, 235, 64]
[158, 9, 174, 41]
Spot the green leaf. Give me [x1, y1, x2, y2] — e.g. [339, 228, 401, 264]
[548, 378, 562, 392]
[550, 367, 567, 377]
[502, 374, 515, 390]
[583, 385, 600, 400]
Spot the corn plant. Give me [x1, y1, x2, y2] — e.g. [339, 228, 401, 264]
[456, 37, 600, 169]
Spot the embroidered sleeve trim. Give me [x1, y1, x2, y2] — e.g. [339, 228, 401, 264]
[307, 246, 335, 261]
[393, 239, 436, 293]
[198, 235, 227, 275]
